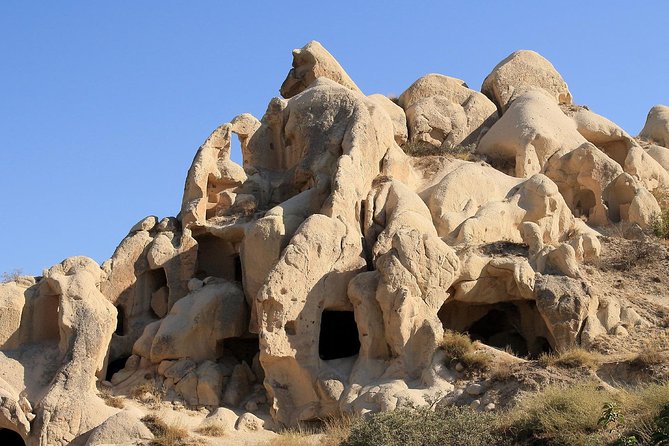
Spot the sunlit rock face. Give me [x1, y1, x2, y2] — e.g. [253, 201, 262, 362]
[0, 41, 664, 443]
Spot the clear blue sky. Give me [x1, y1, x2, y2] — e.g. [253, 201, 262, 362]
[1, 1, 667, 276]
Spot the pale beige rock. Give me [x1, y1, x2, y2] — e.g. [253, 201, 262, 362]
[544, 142, 623, 226]
[398, 74, 497, 149]
[482, 50, 572, 114]
[640, 105, 669, 147]
[477, 90, 586, 177]
[196, 360, 224, 406]
[368, 94, 408, 145]
[645, 144, 669, 170]
[0, 282, 26, 349]
[563, 105, 637, 166]
[30, 257, 119, 446]
[235, 412, 264, 431]
[4, 41, 665, 438]
[603, 173, 661, 228]
[84, 411, 153, 446]
[147, 279, 247, 363]
[280, 40, 361, 99]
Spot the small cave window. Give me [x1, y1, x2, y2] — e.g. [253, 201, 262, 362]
[218, 337, 259, 365]
[0, 428, 25, 446]
[115, 305, 125, 336]
[234, 254, 243, 283]
[105, 355, 130, 382]
[574, 189, 596, 218]
[148, 267, 168, 291]
[319, 310, 360, 361]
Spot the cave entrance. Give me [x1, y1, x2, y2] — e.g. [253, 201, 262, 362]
[319, 310, 360, 360]
[115, 305, 125, 336]
[194, 234, 239, 281]
[219, 336, 259, 365]
[439, 300, 552, 359]
[105, 355, 130, 381]
[574, 189, 596, 219]
[0, 428, 25, 446]
[467, 307, 529, 357]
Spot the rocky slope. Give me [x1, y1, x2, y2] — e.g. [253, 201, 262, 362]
[1, 41, 669, 445]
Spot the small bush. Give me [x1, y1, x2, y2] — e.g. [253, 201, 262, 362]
[652, 189, 669, 239]
[342, 405, 502, 446]
[98, 386, 124, 409]
[1, 269, 24, 283]
[538, 347, 602, 369]
[440, 330, 492, 372]
[503, 380, 615, 446]
[322, 414, 356, 446]
[630, 347, 666, 370]
[195, 422, 226, 437]
[141, 415, 190, 446]
[489, 359, 516, 382]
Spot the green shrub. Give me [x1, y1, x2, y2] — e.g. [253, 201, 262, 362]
[342, 405, 502, 446]
[503, 380, 615, 446]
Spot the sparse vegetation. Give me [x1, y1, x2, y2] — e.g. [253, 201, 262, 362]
[489, 358, 516, 382]
[440, 330, 492, 372]
[131, 380, 162, 408]
[630, 345, 666, 371]
[195, 422, 226, 437]
[652, 189, 669, 239]
[1, 268, 24, 283]
[502, 380, 618, 445]
[402, 140, 482, 161]
[141, 414, 191, 446]
[342, 405, 502, 446]
[538, 347, 602, 369]
[97, 385, 124, 409]
[265, 430, 316, 446]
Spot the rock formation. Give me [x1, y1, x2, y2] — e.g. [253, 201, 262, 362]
[0, 41, 667, 445]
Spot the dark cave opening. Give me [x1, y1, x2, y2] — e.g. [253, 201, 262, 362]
[0, 428, 25, 446]
[233, 254, 243, 284]
[105, 355, 130, 381]
[467, 307, 530, 357]
[439, 300, 552, 359]
[148, 267, 168, 291]
[194, 234, 239, 281]
[115, 305, 125, 336]
[574, 189, 596, 219]
[319, 310, 360, 361]
[220, 336, 260, 365]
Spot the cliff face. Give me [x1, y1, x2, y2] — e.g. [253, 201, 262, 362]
[1, 41, 669, 445]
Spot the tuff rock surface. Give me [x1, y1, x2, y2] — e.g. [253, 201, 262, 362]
[1, 41, 668, 444]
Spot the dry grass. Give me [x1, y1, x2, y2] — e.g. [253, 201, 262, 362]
[652, 188, 669, 239]
[265, 415, 356, 446]
[402, 141, 483, 161]
[141, 415, 192, 446]
[265, 431, 315, 446]
[538, 347, 602, 369]
[1, 268, 24, 283]
[440, 330, 492, 372]
[195, 422, 226, 437]
[501, 380, 617, 445]
[98, 385, 124, 409]
[489, 359, 516, 382]
[630, 341, 666, 368]
[322, 414, 356, 446]
[131, 380, 162, 408]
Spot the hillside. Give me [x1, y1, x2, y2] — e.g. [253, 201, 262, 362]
[1, 41, 669, 446]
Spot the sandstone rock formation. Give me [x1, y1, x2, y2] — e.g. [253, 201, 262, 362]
[1, 41, 667, 444]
